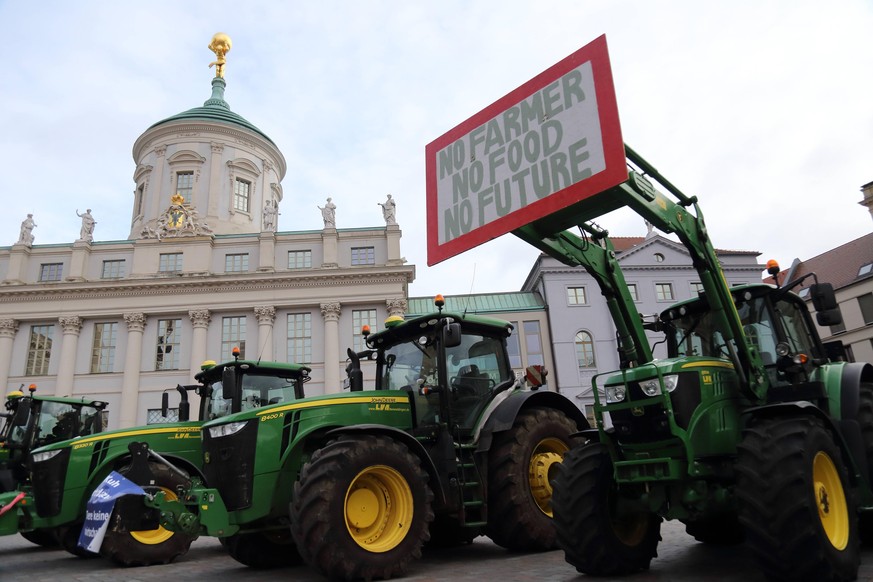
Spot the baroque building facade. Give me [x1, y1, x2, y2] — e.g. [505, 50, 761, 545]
[0, 55, 412, 429]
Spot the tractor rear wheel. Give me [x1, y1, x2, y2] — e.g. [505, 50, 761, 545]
[552, 442, 661, 575]
[290, 434, 433, 580]
[736, 416, 859, 581]
[99, 463, 195, 566]
[486, 407, 576, 551]
[855, 383, 873, 543]
[223, 529, 302, 568]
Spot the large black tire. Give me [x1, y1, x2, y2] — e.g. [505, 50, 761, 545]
[56, 523, 99, 558]
[223, 529, 302, 568]
[683, 514, 744, 545]
[486, 407, 577, 551]
[290, 434, 433, 580]
[736, 416, 860, 581]
[99, 463, 195, 566]
[855, 383, 873, 543]
[552, 442, 661, 575]
[20, 527, 60, 548]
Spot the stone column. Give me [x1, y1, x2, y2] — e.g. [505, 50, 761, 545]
[386, 224, 404, 265]
[207, 143, 224, 219]
[119, 312, 146, 429]
[322, 229, 338, 268]
[0, 318, 18, 392]
[55, 316, 83, 396]
[188, 309, 211, 380]
[320, 302, 341, 394]
[258, 232, 275, 272]
[386, 298, 408, 319]
[254, 306, 276, 362]
[148, 145, 167, 221]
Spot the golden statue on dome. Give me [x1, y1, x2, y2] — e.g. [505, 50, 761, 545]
[208, 33, 232, 78]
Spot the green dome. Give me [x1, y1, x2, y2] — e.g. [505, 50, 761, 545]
[149, 77, 274, 145]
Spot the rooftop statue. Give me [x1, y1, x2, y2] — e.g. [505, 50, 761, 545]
[208, 33, 232, 79]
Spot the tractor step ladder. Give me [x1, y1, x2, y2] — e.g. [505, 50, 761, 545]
[454, 427, 487, 528]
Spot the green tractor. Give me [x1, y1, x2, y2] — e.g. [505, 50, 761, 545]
[514, 147, 873, 581]
[130, 298, 586, 580]
[0, 384, 107, 546]
[0, 357, 311, 567]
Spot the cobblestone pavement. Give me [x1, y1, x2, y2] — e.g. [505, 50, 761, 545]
[3, 520, 873, 581]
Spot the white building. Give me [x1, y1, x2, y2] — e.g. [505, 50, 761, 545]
[0, 50, 413, 429]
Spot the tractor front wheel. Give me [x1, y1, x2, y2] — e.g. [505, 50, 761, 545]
[99, 463, 195, 566]
[290, 434, 433, 581]
[552, 442, 661, 575]
[486, 407, 577, 551]
[736, 416, 859, 581]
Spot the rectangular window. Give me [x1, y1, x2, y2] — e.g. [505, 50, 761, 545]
[352, 309, 377, 351]
[39, 263, 63, 282]
[221, 316, 246, 361]
[523, 320, 544, 366]
[626, 283, 639, 301]
[159, 253, 183, 272]
[506, 321, 522, 369]
[351, 246, 375, 266]
[26, 324, 54, 375]
[234, 178, 251, 212]
[859, 293, 873, 325]
[176, 171, 194, 203]
[101, 259, 125, 279]
[691, 282, 705, 295]
[91, 322, 118, 373]
[288, 250, 312, 269]
[655, 283, 675, 301]
[287, 313, 312, 363]
[567, 287, 587, 305]
[147, 408, 179, 424]
[156, 318, 182, 370]
[225, 253, 249, 273]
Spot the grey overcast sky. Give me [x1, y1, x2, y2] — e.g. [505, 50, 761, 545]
[1, 1, 871, 297]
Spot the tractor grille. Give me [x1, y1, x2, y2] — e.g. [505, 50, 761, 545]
[32, 448, 71, 518]
[609, 373, 700, 442]
[202, 419, 258, 511]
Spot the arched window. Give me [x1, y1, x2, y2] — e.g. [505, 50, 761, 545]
[575, 331, 596, 370]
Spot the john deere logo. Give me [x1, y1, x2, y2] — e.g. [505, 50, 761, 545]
[631, 406, 645, 416]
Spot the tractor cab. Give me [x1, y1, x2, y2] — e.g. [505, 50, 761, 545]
[362, 296, 515, 434]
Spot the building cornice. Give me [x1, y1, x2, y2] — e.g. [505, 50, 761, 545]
[0, 266, 415, 304]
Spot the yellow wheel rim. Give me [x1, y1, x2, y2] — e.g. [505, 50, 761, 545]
[345, 465, 414, 553]
[611, 511, 650, 546]
[813, 451, 849, 550]
[129, 487, 177, 545]
[528, 437, 569, 517]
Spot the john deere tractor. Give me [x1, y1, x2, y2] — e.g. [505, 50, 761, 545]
[127, 298, 586, 580]
[0, 384, 107, 546]
[0, 357, 310, 567]
[513, 146, 873, 581]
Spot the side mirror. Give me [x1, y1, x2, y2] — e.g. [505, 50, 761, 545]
[222, 367, 237, 400]
[810, 283, 838, 311]
[161, 392, 169, 417]
[442, 322, 462, 348]
[817, 309, 843, 327]
[11, 399, 31, 427]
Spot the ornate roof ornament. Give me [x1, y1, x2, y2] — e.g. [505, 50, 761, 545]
[141, 195, 213, 240]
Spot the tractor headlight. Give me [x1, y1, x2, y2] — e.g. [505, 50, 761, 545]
[32, 449, 63, 463]
[639, 375, 679, 396]
[208, 420, 248, 439]
[605, 385, 627, 403]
